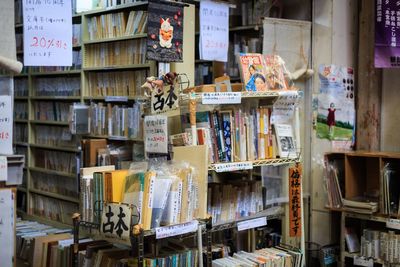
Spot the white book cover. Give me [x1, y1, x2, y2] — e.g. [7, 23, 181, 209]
[274, 124, 297, 159]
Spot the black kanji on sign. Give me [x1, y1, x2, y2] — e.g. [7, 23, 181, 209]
[165, 86, 177, 109]
[115, 206, 129, 237]
[153, 92, 165, 111]
[102, 205, 115, 234]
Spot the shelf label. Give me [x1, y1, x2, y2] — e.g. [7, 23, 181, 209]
[214, 162, 253, 172]
[155, 220, 198, 239]
[105, 96, 128, 102]
[202, 92, 241, 104]
[237, 217, 267, 231]
[353, 256, 373, 267]
[387, 218, 400, 230]
[0, 156, 7, 181]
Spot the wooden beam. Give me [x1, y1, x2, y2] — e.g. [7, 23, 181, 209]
[356, 0, 382, 151]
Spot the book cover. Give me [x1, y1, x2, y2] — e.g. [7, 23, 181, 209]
[238, 53, 267, 92]
[274, 124, 297, 159]
[263, 54, 288, 90]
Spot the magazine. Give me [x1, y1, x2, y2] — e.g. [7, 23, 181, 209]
[238, 53, 267, 92]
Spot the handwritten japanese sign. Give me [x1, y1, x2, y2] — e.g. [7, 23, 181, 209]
[270, 91, 300, 124]
[155, 220, 198, 239]
[144, 115, 168, 154]
[23, 0, 72, 66]
[202, 92, 241, 105]
[0, 96, 13, 155]
[151, 85, 180, 116]
[199, 0, 229, 62]
[237, 217, 267, 231]
[289, 164, 302, 237]
[0, 156, 7, 181]
[0, 189, 14, 267]
[101, 203, 131, 240]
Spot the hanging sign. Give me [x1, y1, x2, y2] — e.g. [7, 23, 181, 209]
[375, 1, 400, 68]
[23, 0, 72, 66]
[0, 96, 13, 155]
[144, 115, 168, 154]
[147, 0, 184, 62]
[270, 91, 300, 124]
[289, 164, 302, 237]
[151, 85, 180, 116]
[199, 0, 229, 62]
[101, 203, 132, 241]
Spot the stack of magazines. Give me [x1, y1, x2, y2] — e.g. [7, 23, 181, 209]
[343, 197, 378, 214]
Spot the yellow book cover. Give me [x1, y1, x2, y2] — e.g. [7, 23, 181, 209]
[141, 171, 156, 230]
[104, 169, 128, 203]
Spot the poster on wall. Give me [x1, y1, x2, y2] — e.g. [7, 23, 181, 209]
[23, 0, 72, 66]
[317, 65, 355, 142]
[375, 0, 400, 68]
[147, 0, 184, 62]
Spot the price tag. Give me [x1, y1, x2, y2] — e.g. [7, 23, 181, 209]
[202, 92, 241, 104]
[214, 162, 253, 172]
[387, 218, 400, 230]
[237, 217, 267, 231]
[0, 156, 7, 181]
[105, 96, 128, 102]
[155, 220, 198, 239]
[353, 256, 373, 267]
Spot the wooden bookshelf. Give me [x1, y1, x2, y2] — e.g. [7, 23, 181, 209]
[29, 189, 79, 204]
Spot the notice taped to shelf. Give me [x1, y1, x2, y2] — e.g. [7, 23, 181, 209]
[0, 96, 13, 155]
[101, 203, 131, 241]
[353, 256, 373, 267]
[387, 218, 400, 230]
[23, 0, 72, 66]
[156, 220, 198, 239]
[237, 217, 267, 231]
[0, 156, 7, 181]
[214, 162, 253, 172]
[0, 188, 14, 267]
[202, 92, 241, 104]
[199, 0, 229, 62]
[289, 164, 302, 237]
[144, 115, 168, 154]
[270, 91, 300, 124]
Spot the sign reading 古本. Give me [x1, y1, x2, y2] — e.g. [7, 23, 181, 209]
[23, 0, 72, 66]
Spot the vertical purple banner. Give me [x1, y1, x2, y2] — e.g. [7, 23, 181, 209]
[375, 0, 400, 68]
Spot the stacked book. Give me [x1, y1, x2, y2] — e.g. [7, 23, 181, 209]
[360, 229, 400, 264]
[343, 197, 378, 214]
[34, 76, 81, 97]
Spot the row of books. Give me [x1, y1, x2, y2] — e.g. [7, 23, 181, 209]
[34, 101, 71, 122]
[33, 149, 78, 174]
[16, 219, 73, 267]
[87, 10, 147, 40]
[15, 101, 28, 119]
[381, 163, 400, 216]
[208, 181, 263, 225]
[84, 39, 147, 67]
[73, 24, 82, 46]
[33, 77, 81, 97]
[87, 69, 147, 97]
[31, 171, 78, 199]
[29, 194, 77, 225]
[88, 102, 144, 139]
[14, 123, 28, 143]
[14, 78, 29, 96]
[324, 161, 344, 209]
[15, 0, 22, 24]
[31, 50, 82, 72]
[80, 162, 201, 230]
[143, 247, 199, 267]
[34, 125, 79, 148]
[180, 108, 276, 163]
[212, 246, 303, 267]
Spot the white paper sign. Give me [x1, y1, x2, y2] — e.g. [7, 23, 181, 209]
[214, 162, 253, 173]
[0, 156, 7, 181]
[0, 189, 14, 267]
[151, 86, 180, 116]
[0, 96, 13, 155]
[202, 92, 241, 104]
[237, 217, 267, 231]
[155, 220, 198, 239]
[387, 218, 400, 230]
[270, 91, 300, 124]
[353, 256, 373, 267]
[101, 203, 131, 240]
[200, 1, 229, 62]
[144, 115, 168, 154]
[23, 0, 72, 66]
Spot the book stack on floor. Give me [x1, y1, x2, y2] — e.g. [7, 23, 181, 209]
[212, 246, 303, 267]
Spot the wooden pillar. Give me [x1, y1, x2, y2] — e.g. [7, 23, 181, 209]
[356, 0, 382, 151]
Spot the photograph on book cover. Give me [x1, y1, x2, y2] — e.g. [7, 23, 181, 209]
[317, 64, 355, 141]
[147, 1, 184, 62]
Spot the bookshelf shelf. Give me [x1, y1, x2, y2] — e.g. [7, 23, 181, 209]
[14, 73, 29, 77]
[73, 44, 82, 48]
[28, 167, 76, 178]
[15, 119, 28, 123]
[14, 142, 29, 147]
[30, 96, 81, 101]
[14, 96, 29, 100]
[343, 252, 385, 265]
[83, 64, 152, 71]
[29, 120, 69, 126]
[208, 158, 297, 172]
[15, 23, 23, 28]
[229, 24, 262, 32]
[85, 134, 143, 142]
[82, 1, 148, 16]
[29, 189, 79, 204]
[30, 70, 82, 76]
[17, 187, 27, 193]
[83, 33, 147, 45]
[29, 144, 80, 153]
[21, 213, 72, 229]
[83, 96, 147, 101]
